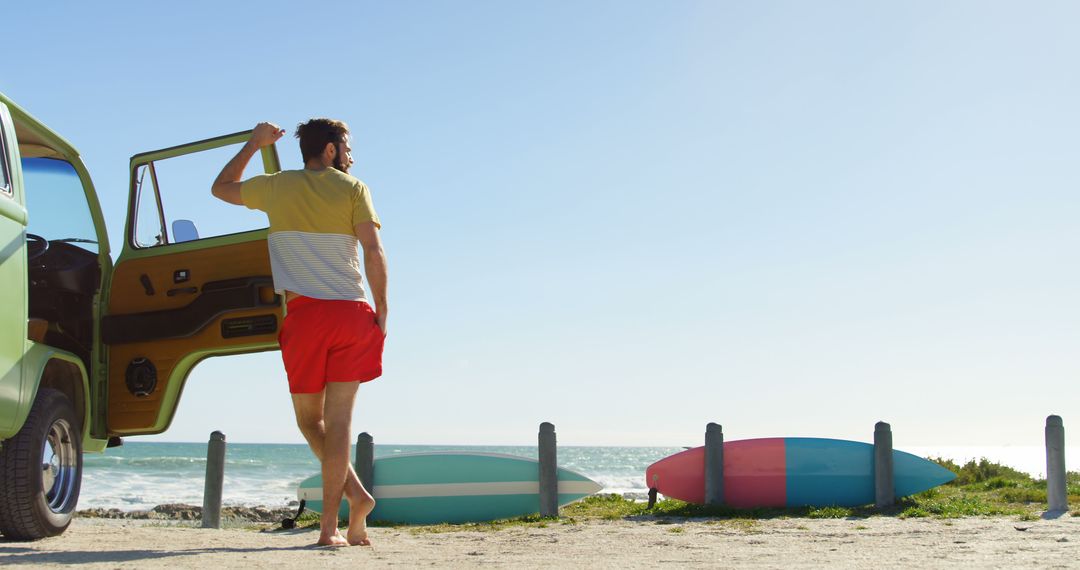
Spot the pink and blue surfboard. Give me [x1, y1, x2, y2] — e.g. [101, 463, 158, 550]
[646, 438, 956, 508]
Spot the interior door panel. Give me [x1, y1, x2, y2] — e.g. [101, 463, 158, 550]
[105, 238, 281, 433]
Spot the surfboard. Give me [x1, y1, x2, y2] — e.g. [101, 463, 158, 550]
[297, 452, 603, 524]
[646, 438, 956, 508]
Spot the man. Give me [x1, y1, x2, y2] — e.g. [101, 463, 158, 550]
[212, 120, 387, 547]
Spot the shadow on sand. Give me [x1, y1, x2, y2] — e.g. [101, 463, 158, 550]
[0, 542, 326, 565]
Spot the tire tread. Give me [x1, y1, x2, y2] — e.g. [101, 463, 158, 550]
[0, 388, 80, 540]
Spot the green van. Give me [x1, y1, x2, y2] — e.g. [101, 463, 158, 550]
[0, 91, 284, 539]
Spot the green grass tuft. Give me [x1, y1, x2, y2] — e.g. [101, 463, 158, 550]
[976, 477, 1021, 491]
[905, 492, 1022, 517]
[805, 506, 852, 519]
[563, 493, 652, 520]
[998, 488, 1046, 503]
[1067, 471, 1080, 496]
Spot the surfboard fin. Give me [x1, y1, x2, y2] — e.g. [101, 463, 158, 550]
[647, 488, 658, 509]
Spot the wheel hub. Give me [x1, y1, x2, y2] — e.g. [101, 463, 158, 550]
[40, 419, 77, 513]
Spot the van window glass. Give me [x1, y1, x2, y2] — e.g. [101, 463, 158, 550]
[22, 158, 98, 254]
[133, 163, 165, 247]
[0, 122, 11, 196]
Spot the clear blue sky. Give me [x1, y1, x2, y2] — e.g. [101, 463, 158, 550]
[5, 1, 1078, 447]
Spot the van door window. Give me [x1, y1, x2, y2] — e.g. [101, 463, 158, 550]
[131, 143, 280, 248]
[133, 163, 166, 247]
[0, 121, 11, 196]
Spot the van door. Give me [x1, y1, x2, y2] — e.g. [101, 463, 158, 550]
[0, 102, 29, 437]
[103, 131, 284, 435]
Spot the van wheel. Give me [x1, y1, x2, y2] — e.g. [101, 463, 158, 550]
[0, 388, 83, 540]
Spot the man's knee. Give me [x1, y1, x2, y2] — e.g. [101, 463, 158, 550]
[297, 416, 325, 436]
[323, 414, 352, 435]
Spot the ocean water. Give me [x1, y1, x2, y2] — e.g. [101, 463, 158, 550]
[81, 443, 681, 511]
[80, 442, 1077, 511]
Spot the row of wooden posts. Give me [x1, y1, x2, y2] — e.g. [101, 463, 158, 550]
[199, 415, 1070, 529]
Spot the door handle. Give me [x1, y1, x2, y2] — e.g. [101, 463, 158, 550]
[166, 287, 198, 297]
[139, 274, 155, 296]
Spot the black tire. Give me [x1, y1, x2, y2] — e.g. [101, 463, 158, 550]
[0, 388, 83, 540]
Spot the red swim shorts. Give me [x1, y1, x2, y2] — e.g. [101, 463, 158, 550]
[279, 296, 385, 394]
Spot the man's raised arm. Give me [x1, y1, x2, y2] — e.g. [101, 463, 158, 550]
[211, 122, 285, 205]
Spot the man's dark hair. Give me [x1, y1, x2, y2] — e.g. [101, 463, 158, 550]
[295, 118, 350, 163]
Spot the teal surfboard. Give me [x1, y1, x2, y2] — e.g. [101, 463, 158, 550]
[297, 452, 603, 524]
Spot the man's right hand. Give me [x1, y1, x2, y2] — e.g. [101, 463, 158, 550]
[250, 122, 285, 148]
[213, 123, 281, 205]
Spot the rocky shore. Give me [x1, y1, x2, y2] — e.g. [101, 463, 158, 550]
[76, 503, 299, 523]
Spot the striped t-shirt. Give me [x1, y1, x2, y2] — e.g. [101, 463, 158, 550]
[240, 168, 380, 302]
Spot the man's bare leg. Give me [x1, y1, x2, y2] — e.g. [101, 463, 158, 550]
[291, 392, 368, 504]
[322, 381, 375, 545]
[292, 384, 375, 546]
[291, 390, 349, 546]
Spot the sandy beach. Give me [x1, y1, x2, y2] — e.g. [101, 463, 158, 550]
[1, 514, 1076, 568]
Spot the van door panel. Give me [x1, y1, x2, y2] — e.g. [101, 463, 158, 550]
[105, 132, 282, 435]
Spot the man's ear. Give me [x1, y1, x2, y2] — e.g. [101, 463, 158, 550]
[324, 142, 337, 160]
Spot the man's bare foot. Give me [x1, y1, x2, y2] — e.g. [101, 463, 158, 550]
[346, 494, 376, 546]
[316, 530, 348, 547]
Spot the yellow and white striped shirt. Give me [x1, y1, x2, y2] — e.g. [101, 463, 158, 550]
[241, 168, 380, 302]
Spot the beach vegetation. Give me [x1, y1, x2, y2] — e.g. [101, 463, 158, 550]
[897, 491, 1021, 518]
[805, 506, 851, 519]
[563, 493, 651, 520]
[929, 458, 1080, 513]
[928, 457, 1030, 485]
[997, 488, 1046, 503]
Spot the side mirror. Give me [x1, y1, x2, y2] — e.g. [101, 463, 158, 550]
[172, 219, 200, 243]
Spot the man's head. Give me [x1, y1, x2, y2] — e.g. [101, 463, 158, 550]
[295, 118, 353, 173]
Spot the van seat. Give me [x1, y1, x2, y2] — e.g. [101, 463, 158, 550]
[28, 318, 48, 343]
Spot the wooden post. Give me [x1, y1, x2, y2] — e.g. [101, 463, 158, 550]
[705, 423, 724, 505]
[1045, 415, 1067, 513]
[201, 431, 226, 528]
[874, 421, 894, 508]
[355, 432, 375, 494]
[538, 422, 558, 517]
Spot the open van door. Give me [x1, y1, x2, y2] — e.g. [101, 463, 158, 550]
[103, 132, 284, 435]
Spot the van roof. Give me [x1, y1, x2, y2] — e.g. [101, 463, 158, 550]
[1, 92, 78, 161]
